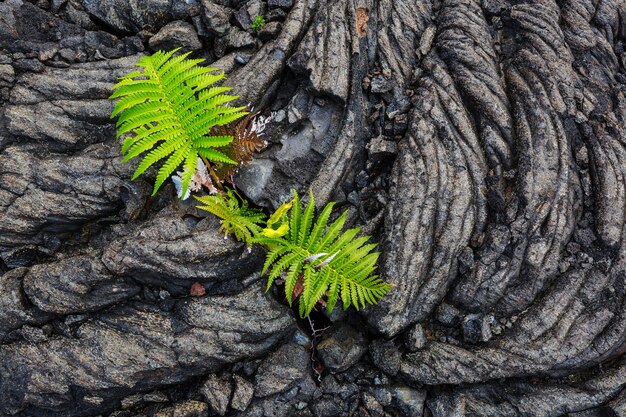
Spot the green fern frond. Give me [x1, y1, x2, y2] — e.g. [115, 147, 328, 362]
[195, 189, 266, 247]
[254, 190, 393, 317]
[110, 49, 248, 198]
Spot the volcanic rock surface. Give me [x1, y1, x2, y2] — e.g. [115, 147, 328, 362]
[0, 0, 624, 416]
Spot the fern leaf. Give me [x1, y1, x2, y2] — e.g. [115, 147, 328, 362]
[195, 189, 266, 247]
[110, 50, 248, 198]
[260, 190, 392, 317]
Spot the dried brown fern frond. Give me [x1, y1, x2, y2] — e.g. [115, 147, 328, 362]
[212, 110, 272, 184]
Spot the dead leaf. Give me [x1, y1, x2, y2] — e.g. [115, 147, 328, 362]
[356, 8, 369, 38]
[190, 282, 206, 297]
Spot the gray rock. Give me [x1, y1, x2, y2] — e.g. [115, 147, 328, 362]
[214, 27, 255, 57]
[23, 255, 140, 315]
[311, 396, 342, 417]
[405, 323, 427, 351]
[0, 282, 295, 415]
[148, 21, 202, 52]
[370, 75, 392, 93]
[369, 339, 401, 376]
[200, 0, 233, 36]
[367, 136, 397, 157]
[389, 386, 426, 417]
[200, 374, 231, 416]
[254, 343, 309, 397]
[0, 269, 51, 342]
[101, 211, 264, 296]
[230, 375, 254, 411]
[82, 0, 173, 33]
[361, 392, 384, 417]
[462, 313, 494, 343]
[385, 95, 411, 118]
[258, 21, 282, 41]
[317, 323, 367, 373]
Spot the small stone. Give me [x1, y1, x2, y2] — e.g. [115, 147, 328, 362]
[57, 48, 76, 62]
[574, 228, 597, 247]
[317, 323, 367, 373]
[386, 95, 411, 118]
[367, 136, 397, 157]
[405, 323, 427, 351]
[201, 0, 233, 36]
[20, 325, 46, 343]
[462, 313, 494, 343]
[435, 303, 461, 327]
[235, 53, 251, 65]
[312, 396, 342, 417]
[370, 75, 392, 93]
[230, 375, 254, 411]
[246, 0, 265, 21]
[389, 386, 426, 417]
[83, 396, 103, 406]
[149, 21, 202, 52]
[567, 241, 581, 254]
[200, 375, 231, 416]
[296, 401, 308, 410]
[214, 27, 255, 57]
[393, 114, 408, 135]
[121, 394, 142, 409]
[323, 304, 348, 322]
[258, 21, 281, 41]
[362, 392, 384, 417]
[38, 44, 58, 61]
[0, 64, 15, 87]
[347, 191, 360, 206]
[419, 26, 436, 56]
[142, 391, 168, 403]
[369, 339, 401, 376]
[293, 328, 312, 346]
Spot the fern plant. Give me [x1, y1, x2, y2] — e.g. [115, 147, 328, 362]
[255, 191, 392, 317]
[196, 188, 392, 317]
[110, 49, 248, 197]
[195, 189, 266, 247]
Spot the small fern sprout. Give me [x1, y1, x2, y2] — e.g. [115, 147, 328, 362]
[251, 15, 265, 32]
[195, 189, 266, 248]
[254, 190, 393, 317]
[110, 49, 248, 198]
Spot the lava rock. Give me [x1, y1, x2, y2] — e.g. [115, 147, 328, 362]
[370, 75, 392, 93]
[389, 386, 426, 416]
[405, 323, 428, 351]
[386, 95, 411, 118]
[254, 343, 309, 397]
[200, 0, 232, 36]
[317, 324, 367, 373]
[258, 21, 282, 41]
[230, 375, 254, 411]
[200, 374, 231, 416]
[312, 396, 342, 417]
[367, 135, 397, 157]
[462, 313, 494, 343]
[148, 21, 202, 52]
[369, 339, 401, 376]
[214, 27, 255, 57]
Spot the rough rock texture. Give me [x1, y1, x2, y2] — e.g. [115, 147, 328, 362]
[0, 0, 625, 415]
